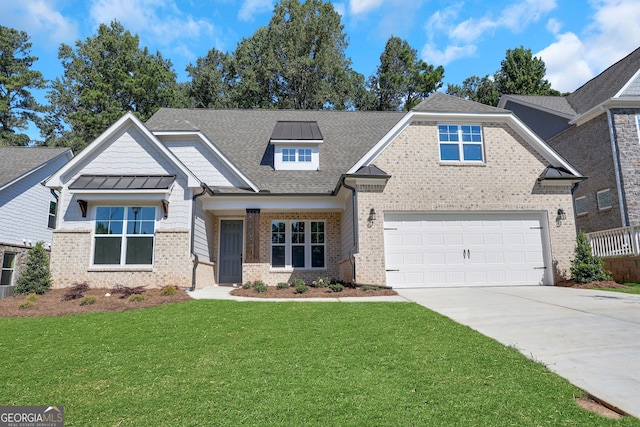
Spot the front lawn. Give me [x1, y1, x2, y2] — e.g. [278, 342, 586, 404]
[595, 282, 640, 295]
[1, 301, 636, 426]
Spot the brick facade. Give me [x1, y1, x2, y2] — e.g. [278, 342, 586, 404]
[353, 121, 577, 285]
[50, 228, 191, 289]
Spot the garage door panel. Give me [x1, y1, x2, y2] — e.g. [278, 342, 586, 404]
[384, 212, 549, 288]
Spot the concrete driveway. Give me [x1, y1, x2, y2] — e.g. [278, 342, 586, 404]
[396, 286, 640, 418]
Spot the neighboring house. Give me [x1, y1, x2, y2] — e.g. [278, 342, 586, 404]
[0, 147, 74, 296]
[45, 92, 583, 290]
[499, 46, 640, 234]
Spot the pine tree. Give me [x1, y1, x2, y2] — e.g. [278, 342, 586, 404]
[570, 231, 611, 283]
[15, 241, 52, 294]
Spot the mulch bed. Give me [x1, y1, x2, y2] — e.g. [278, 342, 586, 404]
[555, 280, 632, 290]
[0, 287, 192, 318]
[230, 285, 397, 299]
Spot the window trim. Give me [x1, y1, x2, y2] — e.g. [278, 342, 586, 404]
[596, 189, 612, 211]
[438, 124, 485, 163]
[575, 196, 587, 216]
[92, 205, 156, 267]
[1, 252, 17, 286]
[270, 220, 326, 270]
[48, 201, 57, 229]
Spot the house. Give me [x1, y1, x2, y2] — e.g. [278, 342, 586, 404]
[0, 147, 73, 296]
[44, 93, 583, 290]
[499, 47, 640, 234]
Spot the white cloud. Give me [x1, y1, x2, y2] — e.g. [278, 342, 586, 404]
[422, 44, 477, 66]
[537, 0, 640, 92]
[90, 0, 214, 45]
[333, 2, 346, 17]
[546, 18, 562, 34]
[238, 0, 273, 22]
[349, 0, 385, 15]
[0, 0, 78, 47]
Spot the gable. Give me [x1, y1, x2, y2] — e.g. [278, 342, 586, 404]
[502, 100, 572, 141]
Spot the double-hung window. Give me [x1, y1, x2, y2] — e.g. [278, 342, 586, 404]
[48, 201, 57, 229]
[271, 220, 325, 269]
[94, 206, 155, 265]
[438, 125, 484, 162]
[1, 253, 16, 286]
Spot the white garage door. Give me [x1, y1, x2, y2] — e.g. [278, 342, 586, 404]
[384, 212, 549, 288]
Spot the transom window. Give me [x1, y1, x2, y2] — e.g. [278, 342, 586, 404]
[438, 124, 484, 162]
[271, 220, 325, 269]
[94, 206, 155, 265]
[282, 148, 312, 163]
[1, 252, 16, 286]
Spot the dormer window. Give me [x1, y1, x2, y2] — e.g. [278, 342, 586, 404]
[271, 121, 323, 170]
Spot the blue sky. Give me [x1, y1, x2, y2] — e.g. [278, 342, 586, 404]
[1, 0, 640, 111]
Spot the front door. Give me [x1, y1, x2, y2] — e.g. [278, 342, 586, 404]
[219, 220, 243, 283]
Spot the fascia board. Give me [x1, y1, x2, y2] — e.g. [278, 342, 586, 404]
[45, 113, 200, 189]
[155, 130, 259, 193]
[570, 98, 640, 126]
[270, 139, 324, 144]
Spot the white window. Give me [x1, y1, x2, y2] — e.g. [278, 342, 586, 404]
[282, 148, 296, 162]
[93, 206, 155, 265]
[438, 125, 484, 162]
[575, 197, 587, 216]
[597, 189, 612, 211]
[298, 148, 312, 162]
[48, 201, 57, 229]
[1, 252, 16, 286]
[271, 220, 325, 269]
[282, 148, 312, 163]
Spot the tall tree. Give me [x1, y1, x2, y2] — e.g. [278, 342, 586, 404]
[368, 36, 444, 111]
[446, 75, 499, 106]
[0, 26, 46, 146]
[228, 0, 361, 109]
[185, 48, 233, 108]
[44, 21, 182, 151]
[494, 46, 557, 96]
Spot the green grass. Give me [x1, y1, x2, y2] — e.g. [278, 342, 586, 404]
[595, 283, 640, 295]
[1, 301, 637, 426]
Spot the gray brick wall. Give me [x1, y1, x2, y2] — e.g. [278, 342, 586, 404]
[613, 108, 640, 226]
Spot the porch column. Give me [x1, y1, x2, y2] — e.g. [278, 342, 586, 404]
[245, 209, 260, 262]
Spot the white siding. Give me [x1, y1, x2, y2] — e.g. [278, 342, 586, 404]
[57, 126, 192, 231]
[193, 198, 212, 260]
[163, 140, 245, 187]
[0, 155, 69, 247]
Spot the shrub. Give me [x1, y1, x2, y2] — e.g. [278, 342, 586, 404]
[291, 278, 305, 288]
[160, 285, 178, 296]
[361, 285, 379, 291]
[111, 285, 147, 299]
[295, 283, 309, 294]
[19, 300, 34, 309]
[63, 282, 90, 301]
[25, 293, 39, 303]
[253, 282, 268, 293]
[570, 231, 612, 283]
[276, 282, 289, 290]
[129, 294, 146, 302]
[329, 283, 344, 293]
[242, 281, 253, 289]
[80, 296, 97, 306]
[15, 242, 51, 295]
[312, 277, 330, 288]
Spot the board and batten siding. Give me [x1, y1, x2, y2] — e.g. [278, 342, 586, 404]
[0, 154, 69, 247]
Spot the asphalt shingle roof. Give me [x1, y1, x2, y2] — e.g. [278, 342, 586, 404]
[501, 95, 577, 116]
[145, 109, 406, 194]
[0, 146, 71, 189]
[413, 92, 509, 114]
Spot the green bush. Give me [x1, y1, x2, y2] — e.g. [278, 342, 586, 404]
[15, 242, 51, 295]
[276, 282, 289, 290]
[361, 285, 379, 291]
[25, 293, 39, 303]
[19, 300, 34, 309]
[294, 283, 309, 294]
[242, 281, 253, 289]
[160, 285, 178, 296]
[570, 231, 612, 283]
[129, 294, 146, 302]
[253, 282, 268, 293]
[80, 296, 97, 306]
[312, 277, 330, 288]
[329, 283, 344, 293]
[291, 278, 305, 288]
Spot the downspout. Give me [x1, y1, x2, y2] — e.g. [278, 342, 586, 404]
[607, 109, 628, 227]
[571, 181, 581, 235]
[340, 178, 358, 284]
[190, 183, 210, 291]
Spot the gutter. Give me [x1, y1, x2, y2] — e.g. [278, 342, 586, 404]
[339, 178, 358, 284]
[190, 183, 214, 291]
